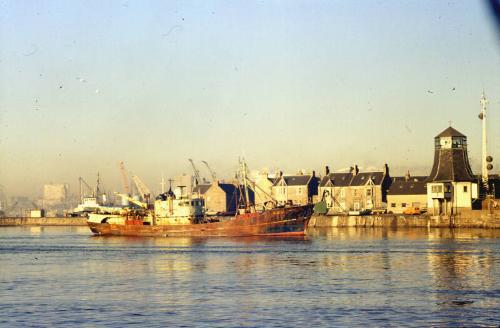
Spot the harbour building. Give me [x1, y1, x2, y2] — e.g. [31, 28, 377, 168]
[426, 126, 478, 215]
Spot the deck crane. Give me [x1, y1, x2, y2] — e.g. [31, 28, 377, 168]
[118, 161, 131, 195]
[114, 192, 148, 209]
[131, 175, 152, 202]
[201, 161, 217, 182]
[188, 158, 201, 186]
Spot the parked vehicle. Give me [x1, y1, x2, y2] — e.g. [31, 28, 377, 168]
[403, 207, 422, 215]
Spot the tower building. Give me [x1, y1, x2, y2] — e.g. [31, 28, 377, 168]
[426, 126, 478, 215]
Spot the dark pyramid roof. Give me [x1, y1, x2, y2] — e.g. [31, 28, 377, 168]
[427, 148, 475, 182]
[436, 126, 466, 138]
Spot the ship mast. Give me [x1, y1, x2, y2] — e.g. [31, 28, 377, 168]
[240, 157, 250, 210]
[96, 172, 100, 197]
[479, 92, 489, 193]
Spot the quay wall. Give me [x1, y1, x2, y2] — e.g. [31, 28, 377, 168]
[0, 217, 88, 226]
[310, 212, 500, 229]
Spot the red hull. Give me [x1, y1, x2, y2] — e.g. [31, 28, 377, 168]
[88, 205, 312, 237]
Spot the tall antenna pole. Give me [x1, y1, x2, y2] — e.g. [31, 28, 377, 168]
[479, 92, 489, 192]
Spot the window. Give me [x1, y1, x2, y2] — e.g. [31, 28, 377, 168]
[391, 203, 396, 208]
[435, 138, 441, 149]
[297, 187, 302, 195]
[340, 188, 345, 198]
[402, 203, 407, 208]
[353, 189, 358, 196]
[463, 186, 468, 193]
[431, 185, 443, 193]
[366, 189, 372, 197]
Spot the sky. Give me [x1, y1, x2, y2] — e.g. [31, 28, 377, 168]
[0, 0, 499, 198]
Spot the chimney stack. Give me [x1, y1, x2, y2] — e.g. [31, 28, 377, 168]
[383, 163, 389, 177]
[353, 164, 359, 176]
[325, 165, 330, 176]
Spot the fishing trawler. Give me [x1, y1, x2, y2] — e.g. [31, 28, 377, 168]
[87, 160, 313, 237]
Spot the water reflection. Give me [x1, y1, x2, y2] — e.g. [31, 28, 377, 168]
[0, 226, 498, 327]
[426, 230, 497, 326]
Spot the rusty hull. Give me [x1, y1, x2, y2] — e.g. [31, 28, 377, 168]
[88, 205, 312, 237]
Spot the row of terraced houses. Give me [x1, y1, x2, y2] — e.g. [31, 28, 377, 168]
[193, 126, 499, 215]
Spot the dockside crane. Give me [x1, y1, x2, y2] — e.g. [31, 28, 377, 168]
[188, 158, 201, 186]
[114, 192, 148, 209]
[119, 161, 131, 195]
[201, 161, 217, 183]
[131, 175, 152, 202]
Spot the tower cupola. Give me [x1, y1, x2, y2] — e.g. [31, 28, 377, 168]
[427, 126, 475, 182]
[434, 126, 467, 150]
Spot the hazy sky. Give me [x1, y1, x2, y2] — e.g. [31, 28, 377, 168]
[0, 0, 499, 197]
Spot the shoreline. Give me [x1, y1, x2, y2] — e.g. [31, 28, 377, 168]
[0, 217, 88, 226]
[1, 212, 499, 229]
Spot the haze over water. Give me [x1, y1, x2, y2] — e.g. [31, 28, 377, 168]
[1, 227, 499, 327]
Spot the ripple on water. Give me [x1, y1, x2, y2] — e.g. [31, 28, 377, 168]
[0, 226, 499, 327]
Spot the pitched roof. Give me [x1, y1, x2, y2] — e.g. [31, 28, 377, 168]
[350, 172, 385, 186]
[387, 179, 427, 195]
[273, 175, 311, 186]
[391, 176, 427, 183]
[319, 173, 353, 187]
[436, 126, 466, 138]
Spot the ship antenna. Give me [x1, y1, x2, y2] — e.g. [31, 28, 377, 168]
[160, 172, 166, 194]
[96, 172, 100, 196]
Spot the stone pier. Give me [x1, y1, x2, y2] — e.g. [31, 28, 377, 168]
[0, 217, 88, 226]
[309, 211, 500, 229]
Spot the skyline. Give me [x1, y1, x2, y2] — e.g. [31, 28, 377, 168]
[1, 1, 499, 197]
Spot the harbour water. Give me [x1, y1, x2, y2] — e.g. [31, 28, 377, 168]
[0, 227, 499, 327]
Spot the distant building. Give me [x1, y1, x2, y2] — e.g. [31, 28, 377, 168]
[387, 173, 427, 214]
[192, 184, 211, 198]
[426, 126, 478, 215]
[252, 172, 276, 208]
[173, 174, 195, 196]
[272, 172, 319, 205]
[204, 182, 254, 214]
[43, 183, 69, 206]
